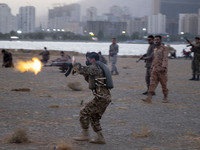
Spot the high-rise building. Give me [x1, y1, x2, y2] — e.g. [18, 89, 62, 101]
[0, 3, 17, 33]
[198, 9, 200, 35]
[148, 13, 166, 34]
[152, 0, 160, 15]
[86, 7, 97, 21]
[48, 4, 81, 30]
[152, 0, 200, 35]
[110, 5, 122, 17]
[179, 13, 198, 35]
[18, 6, 35, 33]
[127, 16, 148, 35]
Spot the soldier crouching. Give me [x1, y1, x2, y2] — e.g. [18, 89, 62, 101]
[73, 52, 113, 144]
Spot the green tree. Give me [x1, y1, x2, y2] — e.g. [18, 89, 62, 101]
[97, 30, 104, 41]
[131, 32, 139, 40]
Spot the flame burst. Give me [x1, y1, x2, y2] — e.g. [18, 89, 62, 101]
[16, 57, 42, 75]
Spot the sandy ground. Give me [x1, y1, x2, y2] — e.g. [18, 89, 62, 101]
[0, 50, 200, 150]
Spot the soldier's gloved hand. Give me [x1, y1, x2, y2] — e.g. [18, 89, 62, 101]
[73, 63, 81, 72]
[142, 57, 147, 60]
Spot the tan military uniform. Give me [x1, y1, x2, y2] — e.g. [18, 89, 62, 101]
[148, 45, 168, 96]
[74, 63, 111, 132]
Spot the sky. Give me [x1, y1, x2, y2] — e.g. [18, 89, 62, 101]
[1, 0, 152, 27]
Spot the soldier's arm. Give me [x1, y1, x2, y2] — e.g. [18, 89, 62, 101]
[144, 45, 155, 60]
[145, 48, 154, 61]
[116, 45, 119, 53]
[73, 63, 99, 76]
[162, 47, 168, 69]
[191, 44, 200, 53]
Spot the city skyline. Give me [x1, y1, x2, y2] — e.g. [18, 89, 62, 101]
[0, 0, 151, 26]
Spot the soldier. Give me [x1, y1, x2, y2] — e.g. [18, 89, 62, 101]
[59, 51, 71, 72]
[142, 35, 156, 95]
[109, 38, 119, 75]
[39, 47, 50, 64]
[73, 52, 113, 144]
[142, 35, 168, 103]
[1, 49, 14, 68]
[188, 37, 200, 81]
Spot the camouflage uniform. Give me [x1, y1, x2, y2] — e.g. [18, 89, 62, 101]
[191, 43, 200, 76]
[2, 51, 14, 68]
[39, 50, 50, 64]
[148, 45, 168, 96]
[74, 63, 111, 132]
[145, 44, 155, 88]
[109, 43, 119, 74]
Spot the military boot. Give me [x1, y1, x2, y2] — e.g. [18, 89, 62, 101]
[89, 131, 106, 144]
[195, 75, 199, 81]
[162, 95, 168, 103]
[142, 94, 152, 103]
[189, 75, 196, 80]
[73, 129, 90, 141]
[142, 90, 148, 95]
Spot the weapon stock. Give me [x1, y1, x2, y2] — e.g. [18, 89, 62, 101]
[136, 54, 147, 63]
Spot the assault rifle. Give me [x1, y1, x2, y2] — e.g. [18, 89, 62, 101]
[184, 37, 193, 47]
[136, 54, 147, 63]
[44, 61, 73, 77]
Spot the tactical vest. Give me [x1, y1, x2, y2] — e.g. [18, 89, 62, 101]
[96, 61, 114, 89]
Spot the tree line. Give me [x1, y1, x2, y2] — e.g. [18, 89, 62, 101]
[0, 31, 198, 43]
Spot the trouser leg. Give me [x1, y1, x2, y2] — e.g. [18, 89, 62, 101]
[111, 55, 118, 74]
[146, 67, 151, 89]
[90, 101, 110, 132]
[148, 71, 159, 95]
[159, 72, 168, 96]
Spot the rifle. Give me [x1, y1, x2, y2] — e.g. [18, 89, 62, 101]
[184, 37, 193, 47]
[44, 62, 73, 77]
[136, 54, 147, 63]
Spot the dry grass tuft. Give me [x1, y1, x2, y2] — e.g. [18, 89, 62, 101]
[56, 142, 73, 150]
[9, 129, 29, 144]
[122, 66, 131, 69]
[11, 88, 31, 92]
[117, 107, 129, 110]
[134, 125, 151, 138]
[142, 148, 159, 150]
[193, 137, 200, 142]
[64, 105, 81, 108]
[67, 82, 83, 91]
[187, 131, 196, 137]
[49, 104, 60, 108]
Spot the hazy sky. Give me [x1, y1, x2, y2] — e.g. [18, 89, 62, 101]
[1, 0, 151, 26]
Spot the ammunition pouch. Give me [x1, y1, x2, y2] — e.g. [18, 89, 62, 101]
[89, 76, 96, 90]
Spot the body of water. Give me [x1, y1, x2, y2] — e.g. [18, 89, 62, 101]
[0, 41, 189, 57]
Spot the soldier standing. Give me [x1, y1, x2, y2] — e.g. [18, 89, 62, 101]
[142, 35, 156, 95]
[39, 47, 50, 64]
[109, 38, 119, 75]
[73, 52, 113, 144]
[142, 35, 168, 103]
[1, 49, 14, 68]
[188, 37, 200, 81]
